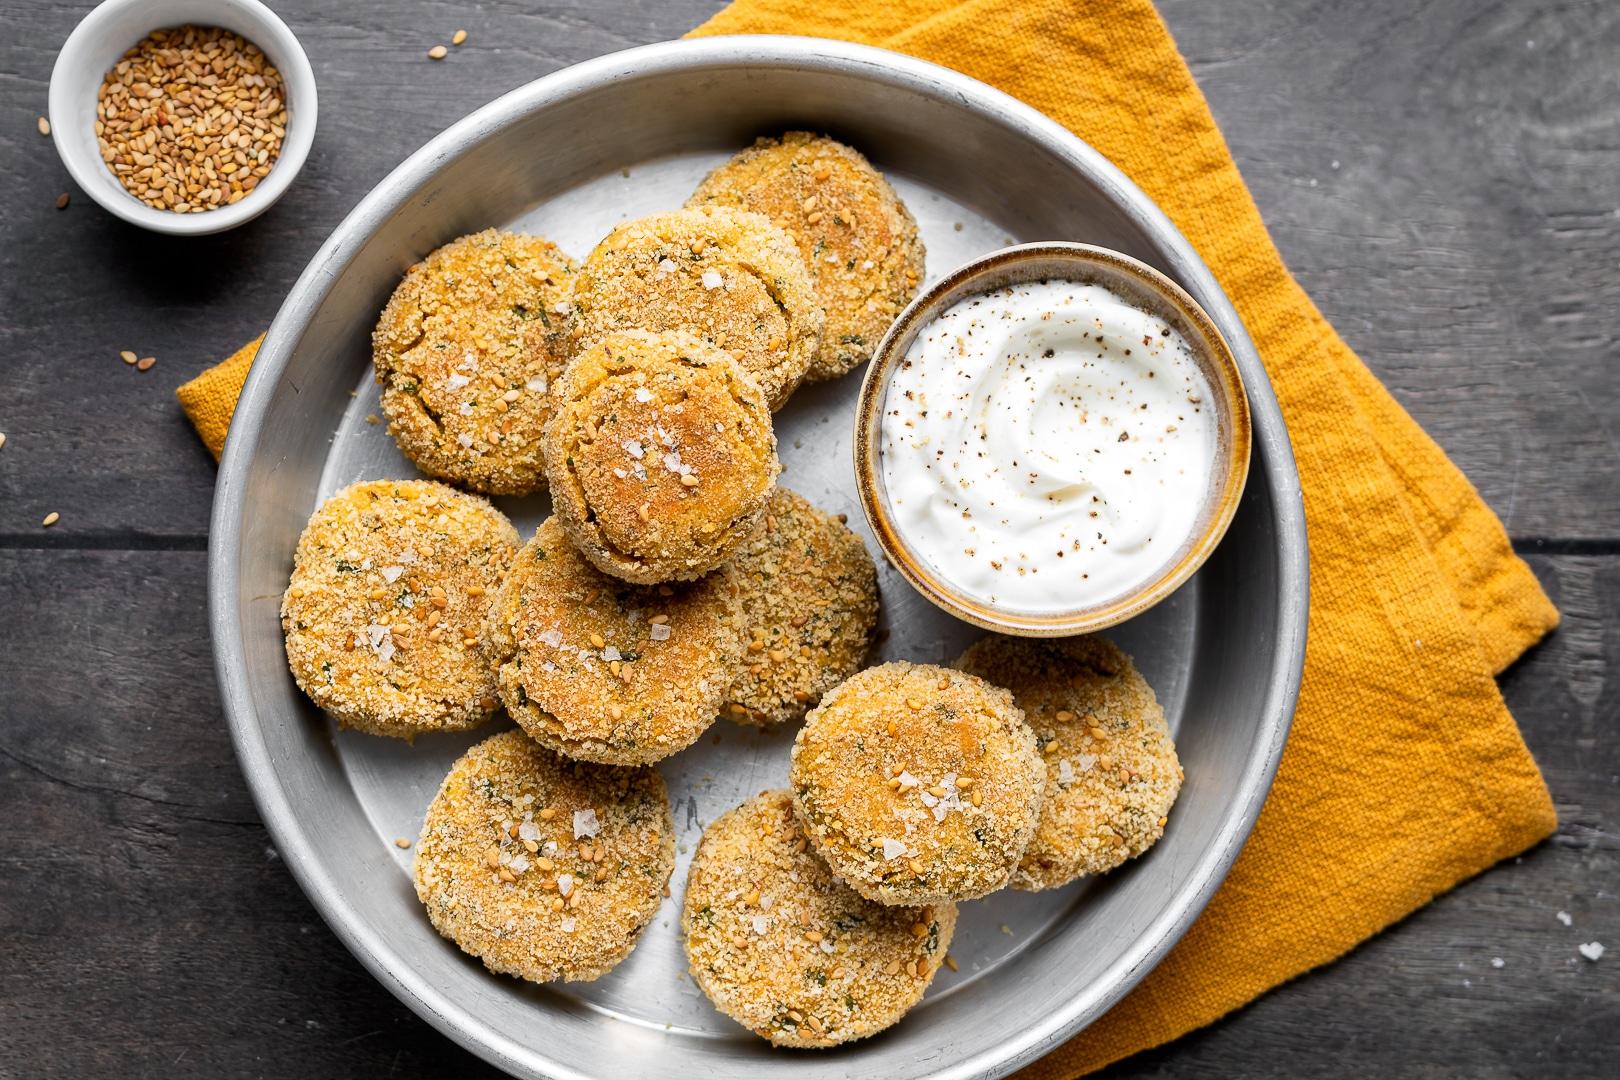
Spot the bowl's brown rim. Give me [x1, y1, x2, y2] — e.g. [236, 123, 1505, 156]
[853, 241, 1253, 636]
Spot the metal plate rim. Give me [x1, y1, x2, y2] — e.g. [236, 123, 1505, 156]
[210, 34, 1308, 1080]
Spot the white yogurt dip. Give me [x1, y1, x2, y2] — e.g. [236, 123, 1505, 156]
[880, 279, 1216, 612]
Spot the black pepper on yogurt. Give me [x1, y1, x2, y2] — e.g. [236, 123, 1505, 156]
[879, 279, 1215, 611]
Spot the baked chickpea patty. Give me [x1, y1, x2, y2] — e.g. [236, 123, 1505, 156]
[571, 207, 823, 410]
[545, 329, 779, 584]
[688, 132, 924, 382]
[281, 479, 517, 739]
[486, 517, 742, 765]
[724, 488, 879, 727]
[683, 790, 955, 1047]
[954, 634, 1182, 890]
[790, 662, 1043, 905]
[415, 730, 675, 983]
[373, 229, 578, 494]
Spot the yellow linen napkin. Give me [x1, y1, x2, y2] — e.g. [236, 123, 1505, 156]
[176, 333, 262, 462]
[178, 2, 1560, 1072]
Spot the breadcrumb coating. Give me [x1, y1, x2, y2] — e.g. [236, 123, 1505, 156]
[953, 634, 1182, 890]
[486, 517, 743, 765]
[373, 229, 578, 494]
[571, 207, 823, 410]
[790, 662, 1043, 905]
[688, 132, 923, 382]
[545, 329, 779, 584]
[415, 730, 675, 983]
[683, 790, 955, 1047]
[723, 488, 879, 727]
[281, 479, 517, 739]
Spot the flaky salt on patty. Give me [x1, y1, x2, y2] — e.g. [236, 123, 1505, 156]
[415, 730, 675, 983]
[723, 487, 879, 727]
[683, 790, 955, 1048]
[545, 329, 779, 584]
[570, 207, 823, 410]
[281, 479, 517, 739]
[953, 634, 1182, 890]
[373, 229, 577, 494]
[688, 132, 924, 382]
[790, 662, 1044, 906]
[485, 516, 743, 765]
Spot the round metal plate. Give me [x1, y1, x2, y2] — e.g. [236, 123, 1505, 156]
[210, 36, 1307, 1080]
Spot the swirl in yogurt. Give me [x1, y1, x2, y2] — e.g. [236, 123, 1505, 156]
[880, 279, 1215, 612]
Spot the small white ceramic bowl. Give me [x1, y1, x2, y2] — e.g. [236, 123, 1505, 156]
[48, 0, 317, 236]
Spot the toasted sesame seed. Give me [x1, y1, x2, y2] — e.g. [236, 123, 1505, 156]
[502, 389, 520, 403]
[136, 356, 155, 371]
[907, 858, 924, 875]
[610, 704, 623, 719]
[943, 954, 959, 972]
[792, 690, 810, 702]
[56, 193, 70, 210]
[1098, 754, 1113, 771]
[800, 645, 813, 657]
[680, 474, 700, 487]
[884, 960, 901, 975]
[743, 888, 760, 905]
[452, 29, 467, 45]
[590, 632, 606, 649]
[886, 721, 897, 736]
[971, 791, 982, 807]
[769, 649, 786, 663]
[429, 45, 448, 59]
[552, 897, 564, 911]
[539, 807, 558, 820]
[499, 868, 516, 882]
[38, 116, 51, 136]
[395, 837, 411, 848]
[732, 935, 749, 949]
[765, 514, 777, 532]
[905, 959, 918, 977]
[1158, 816, 1168, 827]
[954, 777, 975, 789]
[805, 930, 824, 942]
[905, 697, 923, 710]
[1056, 710, 1075, 723]
[637, 503, 650, 522]
[649, 614, 669, 625]
[909, 922, 927, 937]
[1044, 742, 1059, 755]
[791, 614, 809, 627]
[793, 837, 807, 853]
[41, 512, 59, 527]
[466, 585, 485, 597]
[813, 166, 832, 181]
[657, 585, 675, 596]
[485, 846, 501, 869]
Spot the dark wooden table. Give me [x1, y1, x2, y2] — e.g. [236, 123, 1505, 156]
[2, 1, 1615, 1075]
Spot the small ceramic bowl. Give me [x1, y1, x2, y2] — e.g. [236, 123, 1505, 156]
[853, 241, 1252, 636]
[48, 0, 317, 236]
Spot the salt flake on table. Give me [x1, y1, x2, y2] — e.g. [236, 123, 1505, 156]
[650, 623, 672, 641]
[1057, 758, 1075, 784]
[519, 820, 541, 842]
[701, 271, 723, 290]
[624, 440, 645, 459]
[573, 809, 601, 839]
[658, 258, 678, 273]
[380, 565, 404, 583]
[882, 838, 907, 860]
[457, 433, 474, 448]
[752, 915, 768, 934]
[635, 388, 652, 403]
[1579, 941, 1605, 961]
[602, 646, 622, 662]
[526, 376, 548, 392]
[509, 854, 530, 873]
[561, 916, 577, 932]
[539, 628, 564, 647]
[447, 373, 471, 390]
[1558, 910, 1573, 926]
[557, 874, 575, 897]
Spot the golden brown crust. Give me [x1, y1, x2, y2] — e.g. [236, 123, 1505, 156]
[544, 329, 779, 584]
[570, 207, 823, 410]
[281, 479, 517, 739]
[486, 517, 743, 765]
[953, 634, 1182, 890]
[414, 730, 675, 983]
[723, 488, 879, 727]
[373, 229, 578, 494]
[682, 790, 955, 1047]
[687, 132, 924, 382]
[789, 662, 1043, 905]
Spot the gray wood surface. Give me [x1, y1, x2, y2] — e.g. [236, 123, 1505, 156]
[0, 1, 1614, 1077]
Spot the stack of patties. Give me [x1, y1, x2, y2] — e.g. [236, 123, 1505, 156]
[283, 133, 930, 998]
